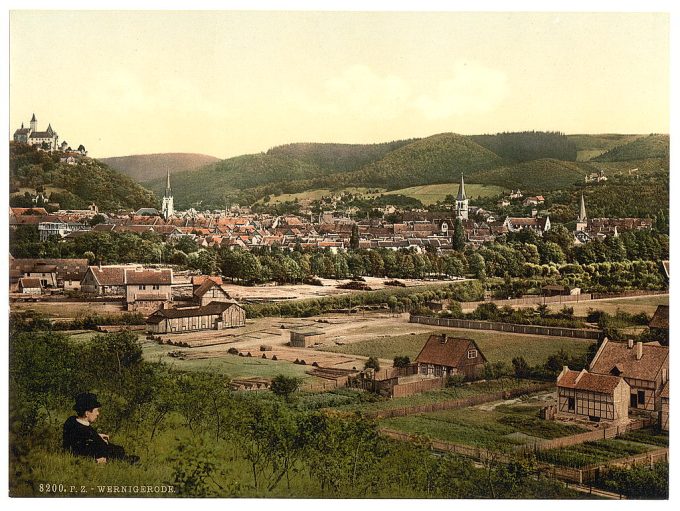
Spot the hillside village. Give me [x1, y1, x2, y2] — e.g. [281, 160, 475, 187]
[8, 124, 670, 499]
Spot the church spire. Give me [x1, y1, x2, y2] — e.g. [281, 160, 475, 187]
[165, 169, 172, 197]
[578, 193, 587, 222]
[456, 173, 467, 201]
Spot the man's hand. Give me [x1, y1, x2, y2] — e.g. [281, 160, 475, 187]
[96, 457, 107, 464]
[99, 433, 110, 443]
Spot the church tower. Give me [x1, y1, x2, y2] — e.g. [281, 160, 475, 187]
[455, 173, 469, 220]
[30, 113, 37, 133]
[576, 193, 587, 232]
[161, 169, 174, 220]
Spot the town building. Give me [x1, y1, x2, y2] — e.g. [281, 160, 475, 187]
[659, 383, 669, 431]
[415, 334, 487, 379]
[648, 305, 669, 345]
[556, 367, 629, 424]
[589, 338, 669, 415]
[503, 216, 551, 234]
[81, 266, 174, 310]
[146, 301, 246, 333]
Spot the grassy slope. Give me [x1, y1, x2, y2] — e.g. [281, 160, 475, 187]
[99, 153, 220, 182]
[384, 183, 505, 204]
[324, 329, 592, 366]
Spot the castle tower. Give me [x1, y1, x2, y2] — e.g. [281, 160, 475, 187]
[576, 193, 587, 231]
[455, 173, 469, 220]
[161, 169, 174, 220]
[30, 113, 37, 132]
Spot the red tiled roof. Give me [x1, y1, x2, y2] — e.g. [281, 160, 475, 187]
[193, 279, 230, 298]
[590, 339, 668, 382]
[192, 275, 223, 286]
[125, 268, 173, 285]
[557, 368, 624, 393]
[18, 277, 42, 288]
[88, 266, 126, 286]
[415, 334, 486, 368]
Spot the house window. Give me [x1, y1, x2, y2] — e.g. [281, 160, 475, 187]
[467, 349, 477, 359]
[139, 285, 146, 290]
[568, 397, 575, 411]
[637, 390, 645, 406]
[152, 284, 160, 290]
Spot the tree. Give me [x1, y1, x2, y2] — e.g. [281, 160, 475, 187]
[270, 375, 302, 401]
[364, 357, 380, 372]
[512, 356, 531, 379]
[452, 218, 466, 251]
[349, 223, 360, 250]
[393, 356, 411, 368]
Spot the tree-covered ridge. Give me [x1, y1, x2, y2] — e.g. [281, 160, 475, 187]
[99, 153, 220, 182]
[266, 139, 417, 173]
[593, 134, 669, 162]
[9, 142, 158, 211]
[471, 131, 577, 162]
[469, 159, 595, 192]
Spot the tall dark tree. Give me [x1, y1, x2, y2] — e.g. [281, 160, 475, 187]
[452, 218, 466, 251]
[349, 223, 360, 250]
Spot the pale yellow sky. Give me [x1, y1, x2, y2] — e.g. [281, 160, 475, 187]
[9, 11, 669, 159]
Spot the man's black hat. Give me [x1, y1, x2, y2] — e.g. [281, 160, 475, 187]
[74, 392, 102, 414]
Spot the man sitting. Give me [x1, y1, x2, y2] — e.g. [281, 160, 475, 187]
[62, 392, 138, 464]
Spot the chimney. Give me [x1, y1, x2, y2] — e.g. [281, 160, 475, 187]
[628, 339, 634, 349]
[636, 341, 643, 361]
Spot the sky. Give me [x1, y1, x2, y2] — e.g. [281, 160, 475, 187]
[9, 10, 670, 159]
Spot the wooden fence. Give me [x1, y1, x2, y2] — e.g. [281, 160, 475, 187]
[459, 290, 667, 310]
[366, 382, 553, 419]
[410, 315, 602, 340]
[518, 417, 655, 453]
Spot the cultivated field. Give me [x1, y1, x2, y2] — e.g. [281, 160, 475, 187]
[380, 391, 587, 452]
[535, 437, 662, 468]
[385, 183, 505, 204]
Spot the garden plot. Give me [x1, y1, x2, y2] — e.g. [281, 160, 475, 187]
[380, 394, 588, 453]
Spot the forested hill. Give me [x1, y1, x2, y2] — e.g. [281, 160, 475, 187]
[470, 131, 577, 162]
[593, 134, 669, 162]
[266, 139, 417, 173]
[9, 142, 158, 211]
[99, 152, 220, 182]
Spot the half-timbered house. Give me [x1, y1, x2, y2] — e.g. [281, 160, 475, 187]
[415, 334, 486, 379]
[556, 367, 629, 424]
[146, 301, 246, 334]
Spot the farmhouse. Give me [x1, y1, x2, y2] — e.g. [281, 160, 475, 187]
[556, 367, 629, 425]
[415, 334, 486, 379]
[9, 257, 88, 291]
[659, 383, 669, 431]
[146, 301, 246, 333]
[589, 338, 669, 415]
[81, 266, 173, 310]
[17, 277, 42, 295]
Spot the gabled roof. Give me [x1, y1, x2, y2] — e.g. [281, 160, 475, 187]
[648, 305, 669, 329]
[589, 338, 669, 382]
[557, 368, 625, 394]
[146, 301, 242, 323]
[193, 278, 230, 298]
[18, 277, 42, 288]
[415, 334, 486, 368]
[86, 266, 127, 286]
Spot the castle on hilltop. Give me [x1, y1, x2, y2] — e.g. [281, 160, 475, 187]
[13, 113, 87, 155]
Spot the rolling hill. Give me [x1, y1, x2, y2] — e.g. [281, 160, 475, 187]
[99, 153, 220, 182]
[592, 134, 669, 162]
[567, 134, 642, 161]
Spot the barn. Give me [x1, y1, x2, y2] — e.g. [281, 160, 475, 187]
[290, 331, 325, 347]
[18, 277, 42, 295]
[556, 367, 629, 424]
[146, 301, 246, 334]
[415, 334, 486, 379]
